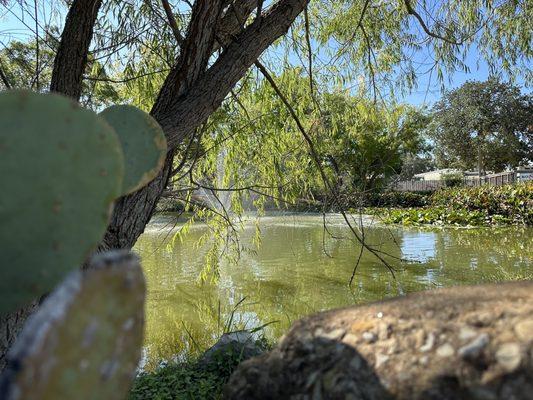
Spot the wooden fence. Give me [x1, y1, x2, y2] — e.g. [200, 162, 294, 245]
[392, 171, 520, 192]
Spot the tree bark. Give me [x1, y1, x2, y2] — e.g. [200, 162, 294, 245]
[50, 0, 102, 99]
[102, 0, 309, 250]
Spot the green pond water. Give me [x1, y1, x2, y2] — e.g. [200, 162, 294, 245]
[134, 213, 532, 369]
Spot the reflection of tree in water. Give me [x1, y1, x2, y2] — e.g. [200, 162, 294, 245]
[135, 217, 533, 369]
[427, 227, 532, 287]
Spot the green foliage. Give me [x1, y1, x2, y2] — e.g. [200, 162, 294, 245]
[441, 172, 464, 187]
[431, 182, 533, 224]
[130, 358, 233, 400]
[130, 337, 270, 400]
[130, 361, 226, 400]
[1, 252, 145, 400]
[320, 95, 430, 191]
[430, 78, 533, 172]
[99, 105, 167, 195]
[189, 68, 429, 203]
[162, 69, 429, 279]
[483, 267, 533, 283]
[362, 191, 430, 208]
[310, 1, 532, 96]
[0, 90, 124, 315]
[383, 207, 500, 227]
[0, 39, 120, 109]
[0, 39, 55, 90]
[382, 182, 533, 226]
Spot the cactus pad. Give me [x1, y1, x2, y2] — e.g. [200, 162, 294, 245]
[0, 90, 124, 316]
[99, 105, 167, 195]
[0, 251, 145, 400]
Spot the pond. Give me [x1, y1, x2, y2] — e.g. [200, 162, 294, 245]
[134, 213, 532, 369]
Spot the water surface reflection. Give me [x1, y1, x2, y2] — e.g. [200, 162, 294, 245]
[135, 213, 532, 368]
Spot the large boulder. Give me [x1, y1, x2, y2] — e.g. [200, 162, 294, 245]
[225, 281, 533, 400]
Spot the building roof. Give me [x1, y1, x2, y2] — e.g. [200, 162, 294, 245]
[413, 169, 460, 178]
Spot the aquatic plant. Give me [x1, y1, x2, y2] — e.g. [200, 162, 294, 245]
[431, 182, 533, 225]
[379, 183, 533, 227]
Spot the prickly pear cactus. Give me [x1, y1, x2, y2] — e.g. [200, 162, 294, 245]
[99, 105, 167, 195]
[0, 90, 124, 316]
[0, 251, 145, 400]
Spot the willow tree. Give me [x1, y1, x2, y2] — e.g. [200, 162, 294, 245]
[0, 0, 531, 368]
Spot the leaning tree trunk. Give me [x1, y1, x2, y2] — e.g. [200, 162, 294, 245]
[101, 0, 309, 249]
[0, 0, 309, 371]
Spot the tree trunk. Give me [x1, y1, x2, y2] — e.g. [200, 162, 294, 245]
[50, 0, 102, 99]
[477, 142, 483, 176]
[101, 0, 309, 249]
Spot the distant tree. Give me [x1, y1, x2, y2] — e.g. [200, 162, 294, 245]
[397, 153, 436, 180]
[0, 39, 119, 109]
[430, 78, 533, 174]
[321, 96, 430, 191]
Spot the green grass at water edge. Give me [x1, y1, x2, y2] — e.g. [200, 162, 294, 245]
[129, 336, 270, 400]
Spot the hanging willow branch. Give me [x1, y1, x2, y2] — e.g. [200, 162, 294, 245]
[254, 60, 397, 280]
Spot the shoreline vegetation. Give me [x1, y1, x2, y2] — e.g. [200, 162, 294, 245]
[130, 333, 270, 400]
[157, 182, 532, 228]
[359, 182, 532, 227]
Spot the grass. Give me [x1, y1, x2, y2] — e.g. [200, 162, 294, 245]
[129, 336, 270, 400]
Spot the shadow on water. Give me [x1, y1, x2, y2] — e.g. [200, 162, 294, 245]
[134, 213, 533, 369]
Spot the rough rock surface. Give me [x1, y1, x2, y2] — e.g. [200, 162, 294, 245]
[199, 331, 263, 367]
[225, 281, 533, 400]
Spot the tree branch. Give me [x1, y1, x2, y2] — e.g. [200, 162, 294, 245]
[151, 0, 225, 117]
[254, 60, 397, 277]
[213, 0, 257, 52]
[157, 0, 310, 148]
[161, 0, 184, 45]
[403, 0, 462, 45]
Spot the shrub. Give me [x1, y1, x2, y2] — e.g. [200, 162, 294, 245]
[441, 172, 464, 187]
[362, 191, 431, 208]
[431, 182, 533, 225]
[129, 336, 270, 400]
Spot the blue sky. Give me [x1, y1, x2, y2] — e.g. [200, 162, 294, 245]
[405, 51, 492, 106]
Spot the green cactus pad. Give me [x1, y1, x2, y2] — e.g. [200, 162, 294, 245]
[0, 90, 124, 316]
[1, 251, 145, 400]
[99, 105, 167, 195]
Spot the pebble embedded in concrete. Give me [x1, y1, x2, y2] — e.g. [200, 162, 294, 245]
[458, 333, 489, 359]
[436, 343, 455, 358]
[495, 342, 521, 372]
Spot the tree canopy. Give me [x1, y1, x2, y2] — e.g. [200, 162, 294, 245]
[430, 78, 533, 173]
[0, 0, 531, 268]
